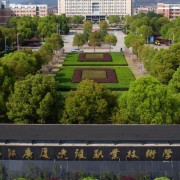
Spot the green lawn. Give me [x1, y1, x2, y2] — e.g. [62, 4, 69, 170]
[63, 52, 127, 66]
[55, 66, 135, 90]
[86, 53, 104, 59]
[82, 70, 107, 79]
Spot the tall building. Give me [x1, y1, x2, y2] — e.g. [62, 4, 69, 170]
[157, 3, 180, 19]
[0, 0, 10, 25]
[9, 4, 48, 17]
[58, 0, 133, 22]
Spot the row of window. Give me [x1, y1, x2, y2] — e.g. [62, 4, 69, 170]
[10, 6, 47, 9]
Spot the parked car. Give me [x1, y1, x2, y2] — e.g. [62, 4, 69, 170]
[71, 48, 83, 52]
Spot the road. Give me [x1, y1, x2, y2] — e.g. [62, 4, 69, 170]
[62, 29, 126, 53]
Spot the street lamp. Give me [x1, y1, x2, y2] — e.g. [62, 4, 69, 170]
[17, 33, 21, 51]
[5, 37, 9, 53]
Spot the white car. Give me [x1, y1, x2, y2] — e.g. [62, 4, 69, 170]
[71, 48, 83, 52]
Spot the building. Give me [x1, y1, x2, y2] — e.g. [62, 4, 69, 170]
[9, 4, 48, 17]
[0, 0, 10, 25]
[133, 6, 156, 15]
[157, 3, 180, 19]
[58, 0, 133, 22]
[0, 124, 180, 179]
[48, 6, 58, 15]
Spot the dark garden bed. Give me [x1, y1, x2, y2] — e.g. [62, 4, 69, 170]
[72, 68, 118, 83]
[78, 53, 112, 62]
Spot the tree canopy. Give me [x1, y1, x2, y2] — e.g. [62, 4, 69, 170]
[112, 76, 177, 124]
[73, 33, 85, 49]
[7, 74, 61, 124]
[61, 80, 118, 124]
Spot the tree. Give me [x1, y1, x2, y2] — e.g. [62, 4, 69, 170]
[1, 51, 37, 80]
[138, 45, 157, 71]
[168, 68, 180, 123]
[61, 80, 118, 124]
[73, 33, 85, 49]
[70, 15, 84, 25]
[83, 21, 92, 41]
[137, 25, 153, 41]
[104, 34, 117, 51]
[0, 64, 14, 121]
[112, 76, 176, 124]
[88, 31, 101, 52]
[45, 33, 64, 52]
[108, 15, 121, 24]
[99, 20, 108, 40]
[7, 74, 61, 124]
[150, 49, 179, 84]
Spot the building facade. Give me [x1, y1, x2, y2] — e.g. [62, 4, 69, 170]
[0, 0, 10, 25]
[157, 3, 180, 19]
[58, 0, 132, 22]
[9, 4, 48, 17]
[133, 6, 156, 15]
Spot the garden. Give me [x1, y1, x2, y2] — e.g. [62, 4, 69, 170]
[55, 52, 135, 91]
[63, 52, 128, 66]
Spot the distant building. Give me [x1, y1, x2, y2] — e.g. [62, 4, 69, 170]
[157, 3, 180, 19]
[134, 6, 156, 15]
[9, 4, 48, 17]
[48, 6, 58, 15]
[58, 0, 133, 22]
[0, 0, 10, 25]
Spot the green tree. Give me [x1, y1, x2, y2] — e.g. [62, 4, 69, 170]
[61, 80, 118, 124]
[108, 15, 121, 24]
[169, 67, 180, 94]
[137, 25, 153, 42]
[104, 34, 117, 51]
[73, 33, 85, 49]
[45, 33, 64, 52]
[99, 20, 108, 40]
[70, 15, 84, 25]
[138, 45, 157, 71]
[1, 51, 37, 79]
[150, 49, 179, 84]
[83, 21, 92, 41]
[88, 31, 101, 52]
[7, 74, 61, 124]
[112, 76, 176, 124]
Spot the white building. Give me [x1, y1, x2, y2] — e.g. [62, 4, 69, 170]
[58, 0, 133, 22]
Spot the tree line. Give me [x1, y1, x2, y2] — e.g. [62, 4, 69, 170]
[0, 14, 69, 53]
[73, 20, 117, 50]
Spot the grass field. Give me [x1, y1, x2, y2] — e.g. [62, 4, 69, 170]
[63, 52, 127, 66]
[85, 53, 104, 59]
[82, 70, 107, 79]
[55, 66, 135, 90]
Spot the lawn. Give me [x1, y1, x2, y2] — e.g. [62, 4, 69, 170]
[63, 52, 127, 66]
[82, 69, 107, 79]
[86, 53, 104, 59]
[55, 66, 135, 90]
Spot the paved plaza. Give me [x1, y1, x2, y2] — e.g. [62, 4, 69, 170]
[62, 29, 126, 53]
